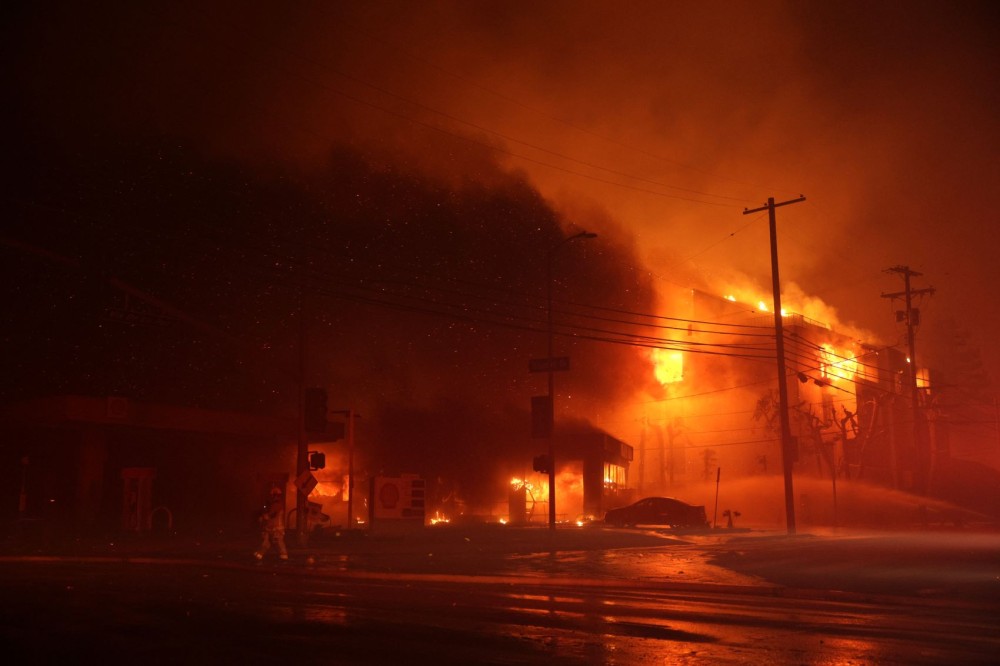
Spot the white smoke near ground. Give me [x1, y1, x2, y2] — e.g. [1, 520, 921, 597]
[680, 475, 984, 531]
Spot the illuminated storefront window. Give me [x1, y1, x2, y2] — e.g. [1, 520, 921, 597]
[603, 463, 626, 490]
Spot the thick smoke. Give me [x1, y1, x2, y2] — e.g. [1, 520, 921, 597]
[3, 135, 660, 507]
[7, 1, 999, 513]
[12, 3, 998, 366]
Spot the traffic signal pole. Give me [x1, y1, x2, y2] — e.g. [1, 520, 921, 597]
[545, 231, 595, 531]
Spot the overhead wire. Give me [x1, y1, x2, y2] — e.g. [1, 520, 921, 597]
[13, 196, 930, 405]
[15, 8, 995, 454]
[34, 8, 944, 406]
[113, 9, 832, 364]
[8, 194, 782, 367]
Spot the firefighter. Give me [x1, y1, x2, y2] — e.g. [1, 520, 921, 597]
[255, 485, 288, 561]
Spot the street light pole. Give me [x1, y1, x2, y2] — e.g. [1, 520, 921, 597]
[546, 230, 596, 531]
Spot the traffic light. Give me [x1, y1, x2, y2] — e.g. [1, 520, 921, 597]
[304, 387, 327, 432]
[532, 454, 550, 474]
[309, 451, 326, 470]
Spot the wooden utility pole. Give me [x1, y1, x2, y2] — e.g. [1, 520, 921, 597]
[882, 266, 935, 491]
[743, 195, 806, 535]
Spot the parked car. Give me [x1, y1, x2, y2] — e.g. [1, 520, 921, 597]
[604, 496, 709, 528]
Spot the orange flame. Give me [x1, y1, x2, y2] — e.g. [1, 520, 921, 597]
[652, 348, 683, 384]
[819, 343, 857, 382]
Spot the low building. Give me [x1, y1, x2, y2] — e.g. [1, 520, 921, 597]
[0, 395, 297, 537]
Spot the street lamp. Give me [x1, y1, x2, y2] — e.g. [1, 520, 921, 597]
[546, 230, 596, 531]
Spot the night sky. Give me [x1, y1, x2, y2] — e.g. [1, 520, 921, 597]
[5, 2, 999, 499]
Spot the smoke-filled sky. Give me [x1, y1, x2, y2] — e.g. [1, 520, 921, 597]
[17, 1, 996, 349]
[5, 2, 999, 491]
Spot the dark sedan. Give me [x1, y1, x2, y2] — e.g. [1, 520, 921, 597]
[604, 496, 709, 528]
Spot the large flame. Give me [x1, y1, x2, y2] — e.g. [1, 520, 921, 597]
[819, 343, 858, 382]
[652, 348, 684, 385]
[508, 467, 585, 523]
[720, 280, 879, 343]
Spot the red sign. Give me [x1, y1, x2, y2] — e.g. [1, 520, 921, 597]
[379, 481, 400, 509]
[371, 475, 425, 521]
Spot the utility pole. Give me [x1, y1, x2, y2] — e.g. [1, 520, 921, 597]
[743, 195, 806, 535]
[882, 266, 935, 492]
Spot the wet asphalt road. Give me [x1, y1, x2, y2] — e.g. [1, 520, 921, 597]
[1, 527, 998, 664]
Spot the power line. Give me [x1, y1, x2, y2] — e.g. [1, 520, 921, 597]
[681, 210, 768, 265]
[10, 199, 925, 403]
[6, 197, 786, 364]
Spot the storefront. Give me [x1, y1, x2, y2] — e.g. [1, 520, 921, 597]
[0, 395, 296, 537]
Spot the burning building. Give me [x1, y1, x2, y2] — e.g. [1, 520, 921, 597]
[629, 285, 948, 518]
[507, 427, 634, 525]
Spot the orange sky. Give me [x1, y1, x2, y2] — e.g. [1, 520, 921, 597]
[111, 1, 994, 381]
[12, 0, 999, 423]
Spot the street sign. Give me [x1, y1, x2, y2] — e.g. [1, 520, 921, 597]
[529, 356, 570, 373]
[294, 471, 318, 496]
